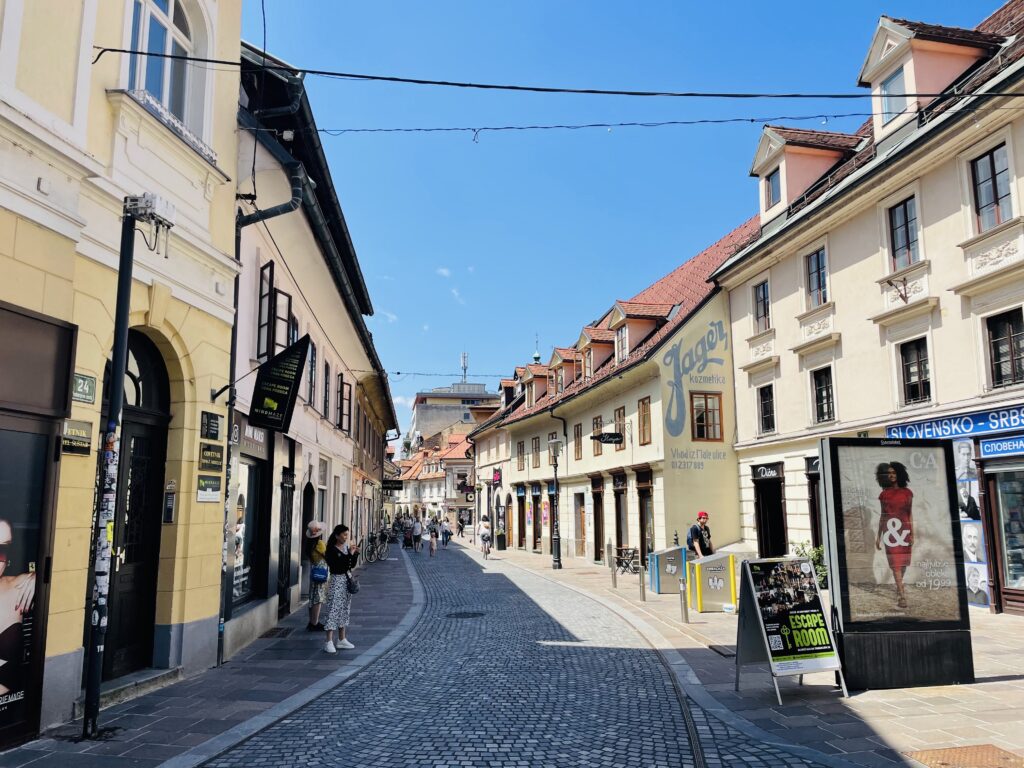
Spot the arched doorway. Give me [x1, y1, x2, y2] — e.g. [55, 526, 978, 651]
[102, 330, 170, 681]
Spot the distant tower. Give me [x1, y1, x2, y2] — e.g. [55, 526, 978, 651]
[533, 334, 541, 364]
[460, 352, 468, 383]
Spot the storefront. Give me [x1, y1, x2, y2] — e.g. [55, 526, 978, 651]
[530, 483, 542, 551]
[751, 462, 787, 558]
[515, 485, 526, 549]
[591, 476, 604, 562]
[0, 302, 74, 748]
[230, 414, 272, 612]
[636, 469, 654, 565]
[887, 405, 1024, 615]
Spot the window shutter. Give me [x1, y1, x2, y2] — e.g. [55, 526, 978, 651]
[336, 372, 344, 427]
[272, 288, 291, 355]
[341, 381, 352, 433]
[257, 261, 274, 360]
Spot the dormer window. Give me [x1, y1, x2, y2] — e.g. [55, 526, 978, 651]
[880, 67, 907, 124]
[615, 325, 628, 363]
[556, 368, 564, 393]
[526, 386, 534, 408]
[765, 168, 781, 208]
[584, 349, 593, 379]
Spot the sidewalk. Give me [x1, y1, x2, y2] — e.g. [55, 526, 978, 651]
[0, 551, 419, 768]
[476, 541, 1024, 767]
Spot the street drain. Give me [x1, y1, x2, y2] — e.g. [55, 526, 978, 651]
[259, 627, 293, 639]
[445, 612, 486, 619]
[906, 745, 1024, 768]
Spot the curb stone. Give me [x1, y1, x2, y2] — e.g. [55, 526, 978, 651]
[159, 548, 426, 768]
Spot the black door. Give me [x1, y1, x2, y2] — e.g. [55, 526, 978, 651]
[639, 490, 654, 566]
[105, 418, 167, 680]
[593, 493, 604, 562]
[517, 497, 525, 548]
[754, 481, 788, 558]
[532, 496, 541, 550]
[278, 468, 295, 618]
[614, 491, 627, 551]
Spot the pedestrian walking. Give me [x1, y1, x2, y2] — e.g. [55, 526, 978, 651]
[441, 518, 451, 548]
[428, 518, 439, 557]
[322, 524, 359, 654]
[457, 514, 465, 538]
[412, 515, 423, 552]
[304, 521, 327, 631]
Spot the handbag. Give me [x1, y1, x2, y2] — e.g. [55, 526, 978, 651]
[346, 572, 360, 594]
[310, 561, 329, 584]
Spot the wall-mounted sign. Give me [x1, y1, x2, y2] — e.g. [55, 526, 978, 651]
[197, 475, 221, 503]
[591, 432, 623, 445]
[612, 474, 627, 490]
[516, 486, 525, 497]
[72, 373, 96, 404]
[383, 479, 403, 491]
[248, 335, 310, 432]
[199, 442, 224, 472]
[200, 411, 221, 441]
[163, 480, 176, 524]
[752, 463, 783, 481]
[235, 413, 270, 461]
[61, 419, 92, 455]
[492, 468, 502, 485]
[979, 435, 1024, 459]
[887, 404, 1024, 440]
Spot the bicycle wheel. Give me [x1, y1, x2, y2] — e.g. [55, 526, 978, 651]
[380, 540, 390, 560]
[365, 540, 377, 563]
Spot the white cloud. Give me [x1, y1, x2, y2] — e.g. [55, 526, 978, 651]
[451, 287, 465, 305]
[381, 310, 398, 323]
[422, 324, 430, 332]
[378, 274, 394, 281]
[436, 267, 451, 278]
[392, 395, 415, 408]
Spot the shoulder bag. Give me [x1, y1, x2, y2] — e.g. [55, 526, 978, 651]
[346, 571, 360, 594]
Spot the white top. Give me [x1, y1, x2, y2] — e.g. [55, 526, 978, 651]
[413, 521, 422, 535]
[477, 521, 491, 536]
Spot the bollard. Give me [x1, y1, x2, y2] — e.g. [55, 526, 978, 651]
[678, 578, 689, 623]
[608, 541, 616, 589]
[639, 563, 646, 602]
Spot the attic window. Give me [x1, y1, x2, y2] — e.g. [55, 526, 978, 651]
[615, 325, 629, 363]
[765, 167, 781, 208]
[881, 67, 907, 124]
[584, 349, 593, 379]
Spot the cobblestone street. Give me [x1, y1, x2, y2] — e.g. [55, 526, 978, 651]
[204, 546, 825, 768]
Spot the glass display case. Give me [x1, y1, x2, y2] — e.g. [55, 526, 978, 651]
[995, 471, 1024, 590]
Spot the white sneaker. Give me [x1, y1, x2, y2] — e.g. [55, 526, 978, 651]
[323, 640, 337, 654]
[336, 638, 355, 650]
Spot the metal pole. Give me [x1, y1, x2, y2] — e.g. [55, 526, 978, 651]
[83, 203, 137, 738]
[551, 455, 562, 570]
[608, 540, 616, 588]
[639, 563, 646, 602]
[679, 578, 689, 623]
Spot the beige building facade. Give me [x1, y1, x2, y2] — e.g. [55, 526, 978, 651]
[713, 4, 1024, 614]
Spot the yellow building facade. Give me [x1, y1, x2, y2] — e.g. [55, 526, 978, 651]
[0, 0, 241, 741]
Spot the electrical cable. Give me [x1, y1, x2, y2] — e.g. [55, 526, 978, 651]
[250, 0, 266, 198]
[91, 46, 1024, 101]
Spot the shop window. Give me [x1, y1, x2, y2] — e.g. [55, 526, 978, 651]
[987, 308, 1024, 388]
[812, 367, 835, 423]
[593, 415, 603, 456]
[574, 423, 583, 460]
[532, 436, 540, 468]
[614, 406, 626, 452]
[638, 397, 651, 445]
[971, 143, 1012, 234]
[232, 460, 265, 607]
[899, 337, 931, 404]
[994, 471, 1024, 589]
[690, 392, 723, 441]
[758, 384, 775, 434]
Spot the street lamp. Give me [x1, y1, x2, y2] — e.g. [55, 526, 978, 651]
[549, 438, 563, 570]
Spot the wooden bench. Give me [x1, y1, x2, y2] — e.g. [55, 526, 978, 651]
[615, 547, 639, 575]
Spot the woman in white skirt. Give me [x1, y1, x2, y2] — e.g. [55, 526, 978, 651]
[323, 524, 360, 654]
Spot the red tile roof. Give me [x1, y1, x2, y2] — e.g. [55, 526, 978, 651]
[581, 326, 615, 343]
[525, 364, 549, 377]
[500, 378, 516, 387]
[885, 16, 1005, 48]
[553, 347, 581, 361]
[615, 301, 674, 319]
[765, 126, 863, 152]
[502, 216, 759, 426]
[439, 436, 472, 460]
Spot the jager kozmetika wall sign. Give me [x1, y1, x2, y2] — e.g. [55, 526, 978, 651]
[248, 336, 310, 433]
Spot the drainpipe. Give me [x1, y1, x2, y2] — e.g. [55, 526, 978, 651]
[217, 162, 304, 667]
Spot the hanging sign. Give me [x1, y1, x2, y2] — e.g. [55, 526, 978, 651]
[61, 419, 93, 455]
[382, 479, 404, 491]
[735, 558, 846, 704]
[247, 335, 310, 432]
[591, 432, 623, 445]
[199, 442, 224, 472]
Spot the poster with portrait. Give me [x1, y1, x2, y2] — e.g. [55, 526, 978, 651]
[964, 562, 991, 608]
[822, 438, 969, 631]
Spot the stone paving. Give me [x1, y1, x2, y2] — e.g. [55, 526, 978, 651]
[203, 542, 824, 768]
[486, 542, 1024, 766]
[0, 552, 414, 768]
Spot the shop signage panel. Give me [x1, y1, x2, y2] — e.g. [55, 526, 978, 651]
[591, 432, 623, 445]
[61, 419, 92, 455]
[382, 479, 403, 491]
[200, 411, 221, 441]
[979, 435, 1024, 459]
[248, 335, 310, 433]
[887, 405, 1024, 440]
[199, 443, 224, 472]
[197, 475, 221, 503]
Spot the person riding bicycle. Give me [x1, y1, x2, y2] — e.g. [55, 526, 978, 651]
[477, 515, 492, 559]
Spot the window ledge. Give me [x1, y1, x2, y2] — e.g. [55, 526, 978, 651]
[745, 327, 776, 345]
[107, 89, 229, 180]
[740, 355, 779, 374]
[870, 296, 939, 327]
[957, 215, 1024, 251]
[979, 381, 1024, 399]
[950, 258, 1024, 298]
[796, 301, 835, 325]
[790, 332, 841, 356]
[875, 259, 931, 285]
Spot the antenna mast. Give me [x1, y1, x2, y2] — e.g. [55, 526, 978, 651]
[461, 351, 468, 383]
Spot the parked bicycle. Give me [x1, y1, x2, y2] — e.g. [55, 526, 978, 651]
[361, 527, 390, 563]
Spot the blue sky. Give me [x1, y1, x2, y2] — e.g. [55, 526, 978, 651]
[241, 1, 989, 435]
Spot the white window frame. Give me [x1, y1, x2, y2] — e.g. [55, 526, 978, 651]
[880, 66, 907, 125]
[765, 167, 782, 209]
[877, 182, 925, 276]
[584, 348, 593, 379]
[957, 126, 1019, 240]
[615, 324, 629, 363]
[801, 237, 831, 313]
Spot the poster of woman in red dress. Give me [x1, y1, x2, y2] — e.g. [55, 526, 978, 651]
[874, 462, 913, 608]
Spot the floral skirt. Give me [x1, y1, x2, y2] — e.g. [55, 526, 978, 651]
[309, 579, 327, 606]
[323, 573, 352, 630]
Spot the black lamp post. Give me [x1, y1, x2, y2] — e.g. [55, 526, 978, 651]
[549, 438, 563, 570]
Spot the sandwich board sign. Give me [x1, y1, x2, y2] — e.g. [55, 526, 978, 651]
[735, 557, 847, 705]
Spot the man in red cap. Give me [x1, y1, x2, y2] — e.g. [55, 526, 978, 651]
[687, 511, 714, 559]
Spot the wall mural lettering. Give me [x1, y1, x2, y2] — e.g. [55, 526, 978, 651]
[663, 320, 728, 438]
